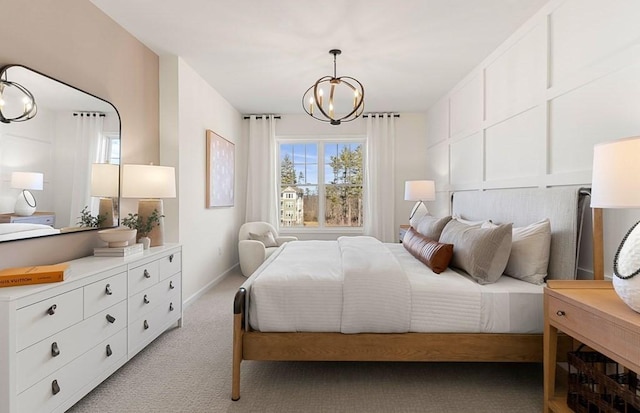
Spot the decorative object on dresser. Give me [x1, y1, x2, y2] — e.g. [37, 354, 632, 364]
[0, 263, 68, 287]
[97, 227, 137, 248]
[0, 245, 182, 413]
[121, 164, 176, 247]
[591, 136, 640, 312]
[93, 243, 143, 257]
[404, 180, 435, 227]
[10, 171, 44, 216]
[91, 163, 120, 228]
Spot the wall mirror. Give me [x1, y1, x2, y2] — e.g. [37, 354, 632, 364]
[0, 64, 120, 242]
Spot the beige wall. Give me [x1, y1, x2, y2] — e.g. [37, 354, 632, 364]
[0, 0, 160, 266]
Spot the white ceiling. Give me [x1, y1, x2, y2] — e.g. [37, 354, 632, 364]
[90, 0, 548, 115]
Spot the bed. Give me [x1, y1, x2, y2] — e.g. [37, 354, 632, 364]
[231, 186, 590, 400]
[0, 223, 60, 242]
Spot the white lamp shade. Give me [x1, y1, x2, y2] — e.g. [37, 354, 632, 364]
[591, 136, 640, 208]
[91, 163, 119, 197]
[404, 180, 435, 201]
[121, 164, 176, 199]
[10, 171, 43, 190]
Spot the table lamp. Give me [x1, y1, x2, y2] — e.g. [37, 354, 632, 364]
[10, 171, 44, 216]
[404, 180, 435, 226]
[122, 164, 176, 247]
[591, 136, 640, 312]
[91, 163, 119, 228]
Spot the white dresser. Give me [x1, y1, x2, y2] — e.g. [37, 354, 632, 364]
[0, 244, 182, 413]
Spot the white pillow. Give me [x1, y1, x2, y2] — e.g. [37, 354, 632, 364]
[483, 219, 551, 284]
[452, 215, 490, 227]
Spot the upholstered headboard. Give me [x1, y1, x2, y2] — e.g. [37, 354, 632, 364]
[451, 186, 589, 280]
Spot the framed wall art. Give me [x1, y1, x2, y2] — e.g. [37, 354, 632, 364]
[206, 129, 235, 207]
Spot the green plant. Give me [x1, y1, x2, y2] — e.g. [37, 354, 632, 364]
[77, 206, 106, 228]
[122, 209, 164, 237]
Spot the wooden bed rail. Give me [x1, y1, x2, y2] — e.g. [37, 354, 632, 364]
[232, 287, 246, 401]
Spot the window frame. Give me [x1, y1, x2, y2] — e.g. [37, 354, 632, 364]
[277, 135, 366, 234]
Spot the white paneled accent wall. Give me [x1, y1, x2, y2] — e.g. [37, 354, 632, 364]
[426, 0, 640, 278]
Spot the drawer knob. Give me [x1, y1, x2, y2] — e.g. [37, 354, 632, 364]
[52, 379, 60, 395]
[47, 304, 57, 316]
[105, 284, 113, 295]
[169, 281, 174, 290]
[144, 320, 149, 330]
[556, 310, 566, 317]
[51, 342, 60, 357]
[169, 302, 174, 312]
[106, 344, 113, 357]
[169, 254, 174, 263]
[106, 314, 116, 324]
[144, 269, 151, 279]
[144, 294, 150, 304]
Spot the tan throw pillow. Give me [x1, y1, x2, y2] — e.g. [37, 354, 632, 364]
[506, 219, 551, 284]
[249, 231, 278, 247]
[439, 220, 512, 284]
[414, 215, 452, 241]
[402, 227, 454, 274]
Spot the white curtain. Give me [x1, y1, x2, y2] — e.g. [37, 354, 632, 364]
[69, 113, 105, 224]
[245, 115, 278, 225]
[364, 114, 396, 241]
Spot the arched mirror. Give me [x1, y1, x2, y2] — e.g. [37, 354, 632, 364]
[0, 64, 121, 242]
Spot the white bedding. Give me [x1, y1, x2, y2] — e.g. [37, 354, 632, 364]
[0, 223, 60, 241]
[248, 238, 544, 334]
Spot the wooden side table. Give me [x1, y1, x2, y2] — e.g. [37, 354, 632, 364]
[0, 212, 55, 226]
[544, 280, 640, 412]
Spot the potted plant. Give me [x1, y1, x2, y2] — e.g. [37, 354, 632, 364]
[121, 208, 164, 249]
[77, 206, 106, 228]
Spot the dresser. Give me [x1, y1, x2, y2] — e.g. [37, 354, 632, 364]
[0, 212, 56, 226]
[0, 244, 182, 413]
[543, 280, 640, 413]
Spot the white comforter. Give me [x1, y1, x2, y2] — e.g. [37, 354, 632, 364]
[0, 223, 60, 241]
[247, 238, 544, 334]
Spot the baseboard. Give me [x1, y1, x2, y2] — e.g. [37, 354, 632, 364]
[183, 263, 239, 308]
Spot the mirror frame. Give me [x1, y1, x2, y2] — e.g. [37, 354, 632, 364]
[0, 64, 122, 242]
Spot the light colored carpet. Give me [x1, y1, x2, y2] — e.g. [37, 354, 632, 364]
[68, 270, 545, 412]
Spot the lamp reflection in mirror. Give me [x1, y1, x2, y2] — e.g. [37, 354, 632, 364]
[591, 136, 640, 312]
[91, 163, 119, 228]
[10, 172, 44, 216]
[404, 180, 435, 226]
[122, 164, 176, 247]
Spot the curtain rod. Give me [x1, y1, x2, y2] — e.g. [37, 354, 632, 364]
[73, 112, 106, 117]
[243, 115, 282, 120]
[363, 114, 400, 118]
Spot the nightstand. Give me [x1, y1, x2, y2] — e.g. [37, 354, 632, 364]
[0, 212, 55, 226]
[544, 280, 640, 412]
[398, 225, 410, 243]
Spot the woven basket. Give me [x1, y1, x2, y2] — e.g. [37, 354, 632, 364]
[568, 351, 640, 413]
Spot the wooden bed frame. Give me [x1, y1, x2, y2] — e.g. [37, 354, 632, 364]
[231, 187, 588, 400]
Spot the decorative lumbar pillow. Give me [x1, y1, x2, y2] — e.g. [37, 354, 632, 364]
[503, 219, 551, 284]
[439, 219, 512, 284]
[414, 215, 452, 241]
[403, 227, 453, 274]
[249, 231, 278, 247]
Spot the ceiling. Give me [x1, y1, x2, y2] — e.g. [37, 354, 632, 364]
[90, 0, 548, 115]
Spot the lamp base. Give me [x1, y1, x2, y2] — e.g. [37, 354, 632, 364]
[14, 190, 36, 216]
[138, 199, 165, 247]
[98, 197, 116, 228]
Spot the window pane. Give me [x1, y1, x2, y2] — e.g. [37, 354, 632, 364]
[299, 185, 318, 227]
[325, 185, 363, 227]
[280, 185, 318, 227]
[305, 165, 318, 185]
[280, 144, 293, 162]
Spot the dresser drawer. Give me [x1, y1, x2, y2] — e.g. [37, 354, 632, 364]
[129, 281, 165, 322]
[128, 260, 159, 296]
[128, 294, 181, 356]
[16, 301, 127, 393]
[17, 328, 127, 413]
[84, 271, 127, 318]
[159, 252, 181, 280]
[16, 289, 84, 351]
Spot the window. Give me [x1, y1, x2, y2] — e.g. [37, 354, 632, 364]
[279, 140, 364, 229]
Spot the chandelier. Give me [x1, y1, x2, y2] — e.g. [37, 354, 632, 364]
[302, 49, 364, 125]
[0, 74, 37, 123]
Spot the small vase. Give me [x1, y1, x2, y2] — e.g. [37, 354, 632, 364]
[139, 236, 151, 250]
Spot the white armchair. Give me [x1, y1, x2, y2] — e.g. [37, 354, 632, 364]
[238, 222, 297, 276]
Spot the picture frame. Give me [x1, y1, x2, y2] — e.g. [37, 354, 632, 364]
[206, 129, 235, 207]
